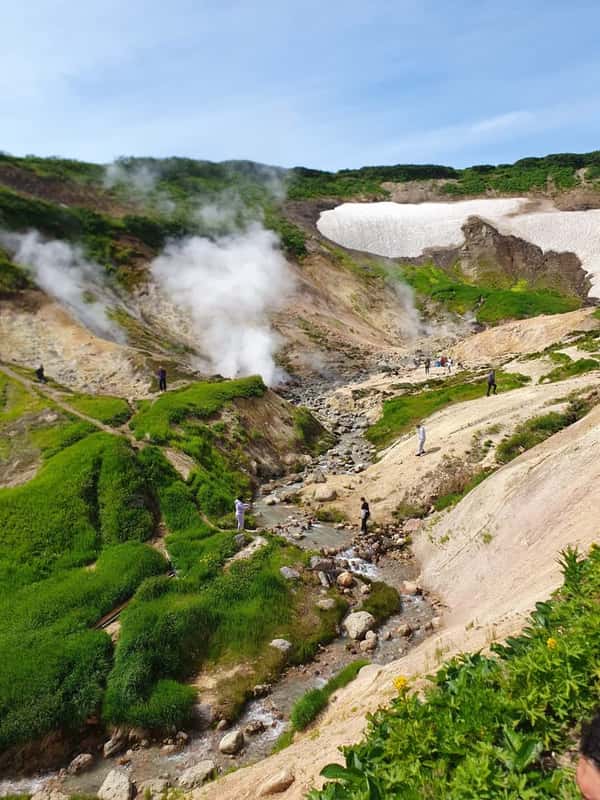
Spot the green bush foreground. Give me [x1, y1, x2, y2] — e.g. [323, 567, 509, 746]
[312, 547, 600, 799]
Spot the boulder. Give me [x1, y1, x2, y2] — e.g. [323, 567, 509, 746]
[316, 598, 336, 611]
[280, 566, 300, 581]
[314, 486, 337, 502]
[309, 556, 334, 571]
[190, 702, 214, 731]
[103, 729, 127, 758]
[245, 719, 265, 736]
[343, 611, 376, 640]
[317, 571, 330, 588]
[67, 753, 94, 775]
[138, 779, 169, 800]
[219, 728, 245, 755]
[178, 760, 216, 789]
[270, 638, 293, 653]
[312, 468, 327, 483]
[336, 571, 354, 588]
[402, 580, 421, 596]
[263, 495, 279, 506]
[98, 769, 133, 800]
[403, 518, 423, 534]
[257, 768, 296, 796]
[396, 622, 412, 637]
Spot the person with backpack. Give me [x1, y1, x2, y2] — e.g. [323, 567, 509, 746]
[360, 497, 370, 534]
[157, 366, 167, 392]
[486, 369, 497, 396]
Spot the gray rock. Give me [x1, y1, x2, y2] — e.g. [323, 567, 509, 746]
[309, 556, 334, 571]
[263, 495, 279, 506]
[343, 611, 376, 640]
[317, 571, 331, 588]
[138, 778, 169, 800]
[103, 729, 127, 758]
[336, 571, 354, 588]
[402, 581, 421, 596]
[257, 768, 296, 795]
[245, 719, 266, 735]
[314, 486, 337, 502]
[270, 638, 293, 653]
[312, 468, 327, 483]
[98, 769, 133, 800]
[191, 702, 214, 731]
[219, 728, 245, 755]
[178, 760, 216, 789]
[316, 598, 336, 611]
[67, 753, 94, 775]
[234, 533, 246, 548]
[280, 566, 300, 581]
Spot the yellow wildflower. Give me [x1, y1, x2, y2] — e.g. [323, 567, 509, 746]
[394, 675, 409, 693]
[547, 637, 558, 650]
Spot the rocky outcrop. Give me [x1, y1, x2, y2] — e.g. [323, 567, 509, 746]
[343, 611, 376, 640]
[219, 729, 245, 755]
[178, 761, 216, 789]
[458, 217, 591, 298]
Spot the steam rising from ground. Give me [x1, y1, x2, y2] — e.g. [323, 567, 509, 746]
[151, 226, 293, 385]
[0, 231, 123, 340]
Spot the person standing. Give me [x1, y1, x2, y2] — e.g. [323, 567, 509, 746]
[424, 357, 431, 377]
[35, 364, 48, 384]
[360, 497, 370, 534]
[416, 423, 426, 456]
[447, 357, 453, 375]
[158, 366, 167, 392]
[486, 369, 497, 396]
[235, 497, 250, 531]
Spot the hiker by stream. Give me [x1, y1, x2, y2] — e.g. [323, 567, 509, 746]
[235, 497, 251, 531]
[360, 497, 370, 534]
[416, 423, 426, 456]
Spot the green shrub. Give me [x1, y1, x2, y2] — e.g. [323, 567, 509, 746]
[290, 660, 369, 732]
[360, 582, 400, 622]
[540, 358, 599, 383]
[124, 679, 197, 729]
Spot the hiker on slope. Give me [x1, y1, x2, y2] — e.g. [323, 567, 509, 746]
[424, 357, 431, 377]
[416, 423, 426, 456]
[157, 366, 167, 392]
[486, 369, 497, 396]
[235, 497, 251, 531]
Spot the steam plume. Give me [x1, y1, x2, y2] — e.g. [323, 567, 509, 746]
[150, 225, 293, 385]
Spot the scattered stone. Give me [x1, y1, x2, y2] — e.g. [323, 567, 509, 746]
[219, 728, 245, 755]
[343, 611, 376, 640]
[138, 779, 169, 800]
[365, 630, 377, 641]
[314, 486, 337, 502]
[67, 753, 93, 775]
[263, 495, 279, 506]
[216, 719, 229, 732]
[431, 616, 442, 630]
[160, 744, 178, 755]
[280, 566, 300, 581]
[317, 571, 330, 588]
[103, 729, 127, 758]
[360, 636, 377, 652]
[252, 683, 272, 697]
[359, 583, 371, 595]
[336, 571, 354, 588]
[309, 556, 334, 571]
[316, 597, 336, 611]
[383, 630, 393, 641]
[233, 533, 246, 548]
[98, 769, 133, 800]
[312, 468, 327, 483]
[176, 730, 189, 743]
[257, 768, 296, 796]
[245, 719, 266, 736]
[191, 702, 214, 731]
[402, 581, 421, 596]
[270, 638, 293, 653]
[178, 760, 216, 789]
[396, 622, 412, 637]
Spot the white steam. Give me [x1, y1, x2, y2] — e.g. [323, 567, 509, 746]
[150, 226, 293, 385]
[0, 230, 123, 340]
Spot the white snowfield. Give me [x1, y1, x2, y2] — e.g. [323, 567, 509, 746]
[317, 199, 600, 298]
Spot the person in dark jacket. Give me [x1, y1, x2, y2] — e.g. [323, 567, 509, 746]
[157, 366, 167, 392]
[486, 369, 497, 396]
[360, 497, 370, 534]
[35, 364, 48, 384]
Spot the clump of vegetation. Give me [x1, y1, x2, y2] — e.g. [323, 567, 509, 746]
[289, 660, 370, 732]
[402, 264, 580, 324]
[496, 392, 599, 464]
[540, 356, 599, 383]
[367, 371, 530, 448]
[293, 407, 335, 455]
[68, 393, 132, 426]
[0, 248, 32, 295]
[315, 508, 347, 524]
[433, 466, 494, 511]
[311, 546, 600, 799]
[359, 582, 401, 621]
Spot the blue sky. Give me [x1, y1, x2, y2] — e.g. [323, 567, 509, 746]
[3, 0, 600, 170]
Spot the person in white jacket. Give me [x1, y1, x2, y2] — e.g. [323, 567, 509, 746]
[416, 424, 426, 456]
[234, 497, 251, 531]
